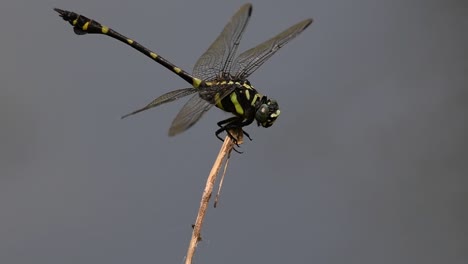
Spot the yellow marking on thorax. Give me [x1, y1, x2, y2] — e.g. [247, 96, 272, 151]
[192, 78, 202, 88]
[245, 89, 251, 100]
[215, 93, 224, 109]
[230, 93, 244, 115]
[101, 26, 109, 34]
[251, 93, 261, 106]
[173, 67, 182, 74]
[127, 39, 134, 44]
[82, 21, 90, 31]
[150, 52, 158, 59]
[72, 19, 78, 26]
[242, 83, 253, 89]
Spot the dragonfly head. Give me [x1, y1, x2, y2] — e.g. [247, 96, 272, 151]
[255, 97, 280, 128]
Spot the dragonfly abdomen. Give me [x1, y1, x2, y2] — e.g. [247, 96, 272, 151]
[53, 8, 202, 88]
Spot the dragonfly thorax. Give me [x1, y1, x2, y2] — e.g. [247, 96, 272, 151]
[207, 78, 280, 128]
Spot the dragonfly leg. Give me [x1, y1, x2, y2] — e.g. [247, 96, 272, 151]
[242, 130, 252, 141]
[216, 116, 255, 147]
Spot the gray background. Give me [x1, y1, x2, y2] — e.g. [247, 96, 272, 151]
[1, 0, 467, 263]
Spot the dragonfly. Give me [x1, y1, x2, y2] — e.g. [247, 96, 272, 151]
[54, 4, 312, 143]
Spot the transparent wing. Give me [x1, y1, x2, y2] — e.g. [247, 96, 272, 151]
[168, 94, 213, 136]
[192, 3, 252, 81]
[231, 19, 312, 79]
[168, 85, 238, 136]
[121, 88, 197, 119]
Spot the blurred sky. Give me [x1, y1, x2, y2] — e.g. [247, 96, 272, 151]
[1, 0, 467, 263]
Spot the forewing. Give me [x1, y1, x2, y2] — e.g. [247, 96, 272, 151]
[192, 3, 252, 81]
[121, 88, 197, 119]
[231, 19, 312, 79]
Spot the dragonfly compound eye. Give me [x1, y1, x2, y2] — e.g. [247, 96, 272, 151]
[256, 99, 280, 127]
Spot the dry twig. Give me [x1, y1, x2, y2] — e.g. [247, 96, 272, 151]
[185, 129, 243, 264]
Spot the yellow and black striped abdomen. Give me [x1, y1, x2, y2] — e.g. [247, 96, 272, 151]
[54, 8, 203, 88]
